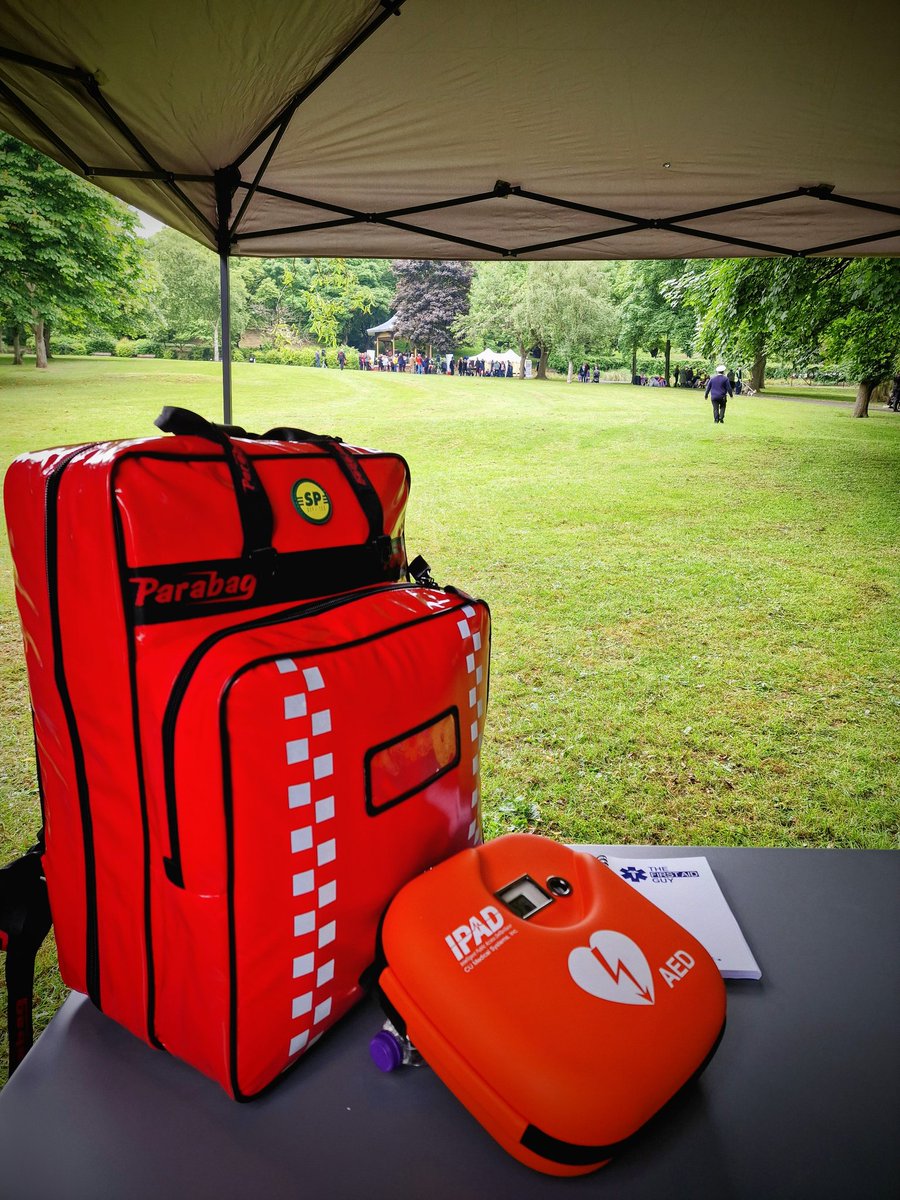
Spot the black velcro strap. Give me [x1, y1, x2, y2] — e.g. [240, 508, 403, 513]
[154, 407, 274, 558]
[0, 846, 52, 1075]
[262, 426, 386, 550]
[316, 439, 386, 549]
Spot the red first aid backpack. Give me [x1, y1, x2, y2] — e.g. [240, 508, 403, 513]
[4, 407, 491, 1096]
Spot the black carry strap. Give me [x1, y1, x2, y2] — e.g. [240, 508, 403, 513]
[154, 407, 274, 560]
[0, 842, 52, 1075]
[155, 407, 390, 563]
[259, 425, 386, 551]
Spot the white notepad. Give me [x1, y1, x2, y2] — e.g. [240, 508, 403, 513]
[574, 848, 762, 980]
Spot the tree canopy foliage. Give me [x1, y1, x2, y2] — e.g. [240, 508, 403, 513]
[0, 133, 147, 366]
[392, 260, 474, 352]
[234, 257, 394, 348]
[672, 256, 900, 413]
[615, 260, 694, 380]
[145, 227, 246, 350]
[456, 261, 618, 376]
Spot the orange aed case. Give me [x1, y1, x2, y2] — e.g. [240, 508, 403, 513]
[376, 834, 726, 1176]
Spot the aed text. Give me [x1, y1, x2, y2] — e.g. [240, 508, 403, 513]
[659, 949, 695, 989]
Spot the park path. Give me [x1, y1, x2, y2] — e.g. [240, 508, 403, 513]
[760, 392, 898, 413]
[760, 392, 853, 407]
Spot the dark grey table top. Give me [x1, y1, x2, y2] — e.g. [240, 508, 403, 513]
[1, 845, 898, 1199]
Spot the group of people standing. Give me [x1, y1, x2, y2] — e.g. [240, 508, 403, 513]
[351, 351, 438, 372]
[456, 357, 514, 377]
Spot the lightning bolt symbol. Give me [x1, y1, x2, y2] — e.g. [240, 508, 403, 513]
[591, 945, 653, 1003]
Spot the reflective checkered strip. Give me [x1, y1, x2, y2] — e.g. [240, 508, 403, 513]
[457, 604, 485, 845]
[280, 659, 337, 1061]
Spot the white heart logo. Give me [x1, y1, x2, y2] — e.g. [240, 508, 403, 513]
[568, 930, 655, 1005]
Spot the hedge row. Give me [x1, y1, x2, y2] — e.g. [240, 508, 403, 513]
[249, 344, 362, 368]
[48, 337, 365, 368]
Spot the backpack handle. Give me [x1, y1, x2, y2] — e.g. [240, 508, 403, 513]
[155, 407, 274, 560]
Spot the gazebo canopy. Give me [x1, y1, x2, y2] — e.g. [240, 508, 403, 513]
[2, 0, 899, 263]
[366, 314, 398, 336]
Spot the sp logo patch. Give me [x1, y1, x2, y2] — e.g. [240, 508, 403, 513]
[291, 479, 332, 524]
[568, 930, 655, 1005]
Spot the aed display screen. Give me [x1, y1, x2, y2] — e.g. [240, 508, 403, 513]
[496, 875, 553, 919]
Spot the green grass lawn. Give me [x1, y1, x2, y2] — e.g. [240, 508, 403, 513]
[1, 356, 898, 1070]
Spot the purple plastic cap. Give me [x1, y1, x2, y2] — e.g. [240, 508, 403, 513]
[370, 1030, 404, 1072]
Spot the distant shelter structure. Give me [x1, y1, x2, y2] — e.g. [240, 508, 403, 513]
[367, 314, 398, 357]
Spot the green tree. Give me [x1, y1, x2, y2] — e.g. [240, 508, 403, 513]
[146, 228, 247, 354]
[236, 258, 310, 338]
[235, 257, 393, 348]
[520, 262, 617, 379]
[615, 260, 694, 381]
[672, 258, 788, 391]
[674, 256, 900, 413]
[820, 259, 900, 417]
[303, 259, 376, 348]
[340, 259, 395, 348]
[455, 261, 618, 379]
[0, 134, 147, 368]
[453, 261, 531, 373]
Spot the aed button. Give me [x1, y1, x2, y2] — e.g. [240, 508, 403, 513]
[547, 876, 572, 897]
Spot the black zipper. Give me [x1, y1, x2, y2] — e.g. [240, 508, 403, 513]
[44, 443, 102, 1007]
[161, 582, 418, 888]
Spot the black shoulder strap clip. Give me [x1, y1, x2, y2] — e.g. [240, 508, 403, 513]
[0, 841, 52, 1075]
[408, 555, 436, 587]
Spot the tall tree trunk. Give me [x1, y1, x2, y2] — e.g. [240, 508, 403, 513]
[518, 340, 525, 379]
[566, 360, 573, 383]
[43, 323, 52, 362]
[664, 337, 671, 384]
[33, 321, 48, 367]
[213, 321, 220, 363]
[852, 379, 876, 418]
[631, 344, 637, 379]
[750, 349, 767, 392]
[13, 326, 24, 366]
[536, 343, 548, 380]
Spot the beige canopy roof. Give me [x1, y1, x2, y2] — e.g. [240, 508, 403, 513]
[1, 0, 899, 262]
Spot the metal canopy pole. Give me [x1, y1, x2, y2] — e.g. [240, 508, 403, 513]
[214, 167, 240, 423]
[219, 252, 232, 425]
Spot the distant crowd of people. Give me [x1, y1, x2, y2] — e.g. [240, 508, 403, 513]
[456, 357, 514, 377]
[310, 348, 519, 376]
[307, 349, 752, 399]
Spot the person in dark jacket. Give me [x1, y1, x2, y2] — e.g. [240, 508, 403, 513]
[705, 364, 734, 423]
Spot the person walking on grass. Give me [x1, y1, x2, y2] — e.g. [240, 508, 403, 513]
[705, 364, 733, 423]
